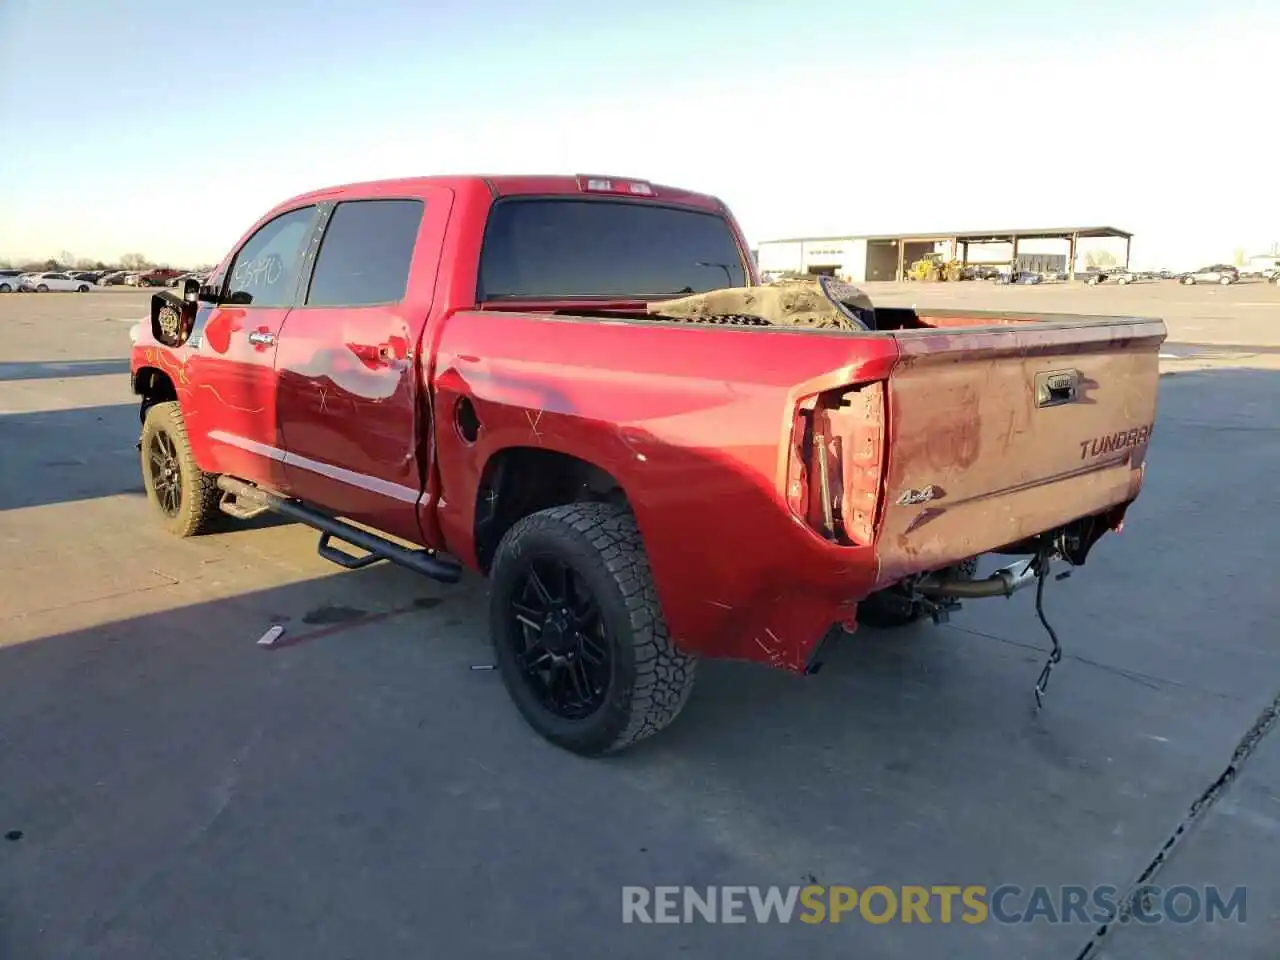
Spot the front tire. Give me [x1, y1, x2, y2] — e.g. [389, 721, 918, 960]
[0, 283, 10, 293]
[77, 284, 90, 293]
[140, 401, 221, 537]
[1182, 276, 1195, 285]
[488, 502, 697, 756]
[1219, 275, 1232, 285]
[36, 284, 48, 292]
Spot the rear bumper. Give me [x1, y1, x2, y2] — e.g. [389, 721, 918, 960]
[650, 494, 1132, 673]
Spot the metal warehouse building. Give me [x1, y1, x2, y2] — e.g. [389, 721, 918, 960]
[755, 226, 1133, 282]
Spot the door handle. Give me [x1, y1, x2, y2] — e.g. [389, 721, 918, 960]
[1034, 369, 1079, 407]
[248, 329, 276, 349]
[347, 342, 400, 367]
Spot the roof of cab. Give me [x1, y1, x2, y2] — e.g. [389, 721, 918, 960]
[280, 174, 724, 212]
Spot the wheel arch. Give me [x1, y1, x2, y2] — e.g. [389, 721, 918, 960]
[132, 365, 178, 421]
[473, 445, 631, 574]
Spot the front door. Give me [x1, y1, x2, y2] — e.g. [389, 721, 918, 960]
[274, 191, 449, 543]
[185, 204, 319, 489]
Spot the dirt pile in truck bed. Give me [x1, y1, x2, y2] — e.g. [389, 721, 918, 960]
[646, 277, 875, 331]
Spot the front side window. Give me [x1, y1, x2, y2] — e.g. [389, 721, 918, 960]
[225, 205, 317, 307]
[305, 199, 424, 307]
[478, 198, 747, 300]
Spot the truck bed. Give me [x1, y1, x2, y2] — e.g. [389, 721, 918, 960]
[434, 302, 1165, 665]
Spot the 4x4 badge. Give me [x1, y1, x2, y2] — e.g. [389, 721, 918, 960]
[897, 485, 941, 506]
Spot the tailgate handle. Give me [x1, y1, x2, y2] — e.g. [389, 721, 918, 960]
[1035, 369, 1079, 408]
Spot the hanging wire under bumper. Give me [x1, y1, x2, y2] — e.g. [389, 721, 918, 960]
[913, 545, 1070, 709]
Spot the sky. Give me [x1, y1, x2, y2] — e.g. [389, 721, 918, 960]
[0, 0, 1275, 270]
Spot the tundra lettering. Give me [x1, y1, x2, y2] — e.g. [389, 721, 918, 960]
[1078, 424, 1154, 461]
[129, 173, 1166, 755]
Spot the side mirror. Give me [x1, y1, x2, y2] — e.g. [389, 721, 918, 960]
[150, 290, 197, 347]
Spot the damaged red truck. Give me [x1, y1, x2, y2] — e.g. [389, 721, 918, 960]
[130, 174, 1165, 755]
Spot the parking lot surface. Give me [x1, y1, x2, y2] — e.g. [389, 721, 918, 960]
[1, 284, 1277, 959]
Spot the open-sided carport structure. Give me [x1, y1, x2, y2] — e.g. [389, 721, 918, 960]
[756, 226, 1134, 282]
[943, 225, 1133, 281]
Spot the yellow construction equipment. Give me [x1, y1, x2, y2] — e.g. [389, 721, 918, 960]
[909, 253, 964, 282]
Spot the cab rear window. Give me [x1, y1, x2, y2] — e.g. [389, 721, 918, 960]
[478, 198, 746, 300]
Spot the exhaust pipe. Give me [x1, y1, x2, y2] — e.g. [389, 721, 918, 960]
[916, 557, 1044, 600]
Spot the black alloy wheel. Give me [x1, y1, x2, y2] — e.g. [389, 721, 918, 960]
[148, 430, 183, 517]
[508, 554, 612, 720]
[488, 502, 698, 755]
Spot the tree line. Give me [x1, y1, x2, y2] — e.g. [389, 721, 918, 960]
[0, 252, 212, 272]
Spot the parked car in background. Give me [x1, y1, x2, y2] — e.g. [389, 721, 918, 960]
[72, 271, 106, 283]
[1238, 256, 1280, 278]
[0, 268, 24, 292]
[19, 272, 94, 292]
[1180, 265, 1238, 285]
[98, 270, 130, 286]
[170, 271, 209, 288]
[136, 267, 184, 287]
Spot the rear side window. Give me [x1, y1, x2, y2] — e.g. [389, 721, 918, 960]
[305, 199, 424, 307]
[478, 199, 747, 299]
[226, 205, 317, 307]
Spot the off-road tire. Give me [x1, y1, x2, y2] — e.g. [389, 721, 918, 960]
[488, 502, 697, 756]
[140, 401, 221, 538]
[856, 558, 979, 629]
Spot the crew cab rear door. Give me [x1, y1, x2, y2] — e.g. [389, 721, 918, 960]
[274, 187, 452, 543]
[873, 316, 1165, 584]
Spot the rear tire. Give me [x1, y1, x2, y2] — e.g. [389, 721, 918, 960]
[1182, 276, 1195, 285]
[1219, 275, 1232, 285]
[77, 284, 90, 293]
[140, 401, 221, 538]
[36, 284, 48, 292]
[488, 502, 697, 756]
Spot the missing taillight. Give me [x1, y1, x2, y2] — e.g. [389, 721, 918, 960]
[786, 382, 887, 545]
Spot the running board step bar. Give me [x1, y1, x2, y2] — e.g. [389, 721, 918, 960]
[215, 476, 462, 584]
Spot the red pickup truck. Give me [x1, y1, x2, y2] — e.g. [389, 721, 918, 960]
[131, 174, 1165, 755]
[136, 267, 185, 287]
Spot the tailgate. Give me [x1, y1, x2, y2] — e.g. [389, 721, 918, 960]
[874, 316, 1166, 584]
